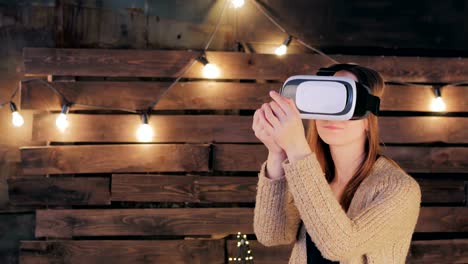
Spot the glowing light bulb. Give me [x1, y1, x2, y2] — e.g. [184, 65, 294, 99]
[430, 86, 446, 112]
[56, 113, 69, 131]
[56, 104, 70, 132]
[136, 113, 153, 142]
[11, 111, 24, 127]
[431, 97, 446, 112]
[275, 44, 288, 56]
[203, 63, 220, 78]
[9, 102, 24, 127]
[231, 0, 244, 8]
[275, 35, 293, 56]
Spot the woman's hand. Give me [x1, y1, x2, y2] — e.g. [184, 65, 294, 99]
[263, 90, 312, 162]
[252, 104, 286, 157]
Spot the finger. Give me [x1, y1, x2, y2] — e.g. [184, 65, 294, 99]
[269, 90, 295, 116]
[262, 103, 281, 128]
[253, 109, 259, 128]
[269, 101, 286, 121]
[258, 108, 276, 135]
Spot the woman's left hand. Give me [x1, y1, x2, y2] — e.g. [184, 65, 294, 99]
[261, 90, 312, 160]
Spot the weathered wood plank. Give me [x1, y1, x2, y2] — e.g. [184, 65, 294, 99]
[31, 114, 468, 144]
[407, 239, 468, 263]
[31, 114, 258, 143]
[20, 81, 275, 111]
[111, 174, 465, 204]
[34, 207, 467, 238]
[214, 144, 468, 173]
[8, 177, 110, 205]
[20, 144, 210, 175]
[23, 48, 468, 82]
[226, 239, 468, 264]
[35, 208, 254, 238]
[20, 240, 224, 264]
[21, 80, 468, 112]
[416, 207, 468, 233]
[111, 174, 257, 203]
[23, 48, 198, 78]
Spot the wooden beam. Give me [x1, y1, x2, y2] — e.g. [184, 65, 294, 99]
[407, 239, 468, 263]
[111, 174, 257, 203]
[8, 177, 110, 205]
[21, 80, 468, 112]
[23, 48, 468, 82]
[20, 144, 210, 175]
[213, 144, 468, 173]
[20, 240, 224, 264]
[111, 174, 465, 204]
[31, 114, 468, 144]
[34, 207, 468, 238]
[35, 208, 254, 238]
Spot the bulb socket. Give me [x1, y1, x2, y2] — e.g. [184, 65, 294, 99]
[9, 101, 18, 112]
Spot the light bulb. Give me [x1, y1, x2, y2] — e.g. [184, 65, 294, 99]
[11, 111, 24, 127]
[136, 123, 153, 142]
[9, 102, 24, 127]
[430, 96, 446, 112]
[56, 113, 69, 131]
[275, 35, 293, 56]
[203, 63, 220, 78]
[275, 44, 288, 56]
[231, 0, 244, 8]
[136, 113, 153, 142]
[56, 104, 70, 132]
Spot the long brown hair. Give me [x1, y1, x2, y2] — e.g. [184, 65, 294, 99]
[306, 64, 389, 212]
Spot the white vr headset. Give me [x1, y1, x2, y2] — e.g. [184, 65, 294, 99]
[279, 64, 381, 120]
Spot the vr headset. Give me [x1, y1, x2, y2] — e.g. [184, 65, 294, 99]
[279, 63, 380, 120]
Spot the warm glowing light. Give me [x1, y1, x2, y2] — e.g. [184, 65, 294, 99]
[136, 123, 154, 142]
[231, 0, 244, 8]
[275, 44, 288, 56]
[203, 63, 220, 78]
[430, 97, 446, 112]
[56, 113, 69, 131]
[11, 111, 24, 127]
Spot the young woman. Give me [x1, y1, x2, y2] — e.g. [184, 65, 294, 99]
[252, 64, 421, 263]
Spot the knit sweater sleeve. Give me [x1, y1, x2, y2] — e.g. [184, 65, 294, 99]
[281, 152, 421, 261]
[253, 160, 301, 246]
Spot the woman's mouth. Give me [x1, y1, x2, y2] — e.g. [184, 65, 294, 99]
[323, 125, 343, 130]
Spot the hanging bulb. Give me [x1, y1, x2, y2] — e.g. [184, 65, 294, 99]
[56, 104, 70, 132]
[136, 113, 154, 142]
[275, 35, 292, 56]
[430, 86, 446, 112]
[197, 55, 221, 78]
[231, 0, 244, 8]
[9, 102, 24, 127]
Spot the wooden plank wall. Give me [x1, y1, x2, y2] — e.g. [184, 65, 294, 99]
[11, 48, 468, 263]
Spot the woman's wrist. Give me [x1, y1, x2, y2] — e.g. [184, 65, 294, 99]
[266, 151, 287, 180]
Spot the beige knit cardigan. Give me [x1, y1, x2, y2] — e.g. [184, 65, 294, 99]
[253, 152, 421, 263]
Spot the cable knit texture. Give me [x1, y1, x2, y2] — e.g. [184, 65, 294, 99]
[253, 152, 421, 264]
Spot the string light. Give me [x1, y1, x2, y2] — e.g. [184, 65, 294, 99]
[136, 113, 154, 142]
[275, 35, 292, 56]
[231, 0, 244, 9]
[197, 55, 221, 78]
[9, 102, 24, 127]
[430, 86, 446, 112]
[56, 104, 70, 132]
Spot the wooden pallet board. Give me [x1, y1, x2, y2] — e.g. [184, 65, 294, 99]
[20, 144, 210, 175]
[34, 207, 467, 238]
[8, 177, 110, 205]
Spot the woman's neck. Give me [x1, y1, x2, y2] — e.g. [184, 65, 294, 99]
[329, 139, 366, 186]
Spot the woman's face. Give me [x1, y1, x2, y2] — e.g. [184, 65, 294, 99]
[315, 70, 369, 147]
